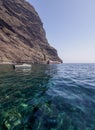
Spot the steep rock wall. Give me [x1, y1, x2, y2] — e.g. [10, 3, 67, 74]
[0, 0, 62, 63]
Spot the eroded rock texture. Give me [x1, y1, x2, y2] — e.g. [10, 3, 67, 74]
[0, 0, 62, 63]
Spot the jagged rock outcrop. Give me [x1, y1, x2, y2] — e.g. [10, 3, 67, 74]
[0, 0, 62, 64]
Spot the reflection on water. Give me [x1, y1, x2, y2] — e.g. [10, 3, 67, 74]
[0, 64, 52, 130]
[0, 64, 95, 130]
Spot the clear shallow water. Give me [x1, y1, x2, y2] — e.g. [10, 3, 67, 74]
[0, 64, 95, 130]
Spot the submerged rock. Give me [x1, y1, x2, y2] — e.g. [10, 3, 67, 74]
[0, 0, 62, 64]
[2, 111, 22, 130]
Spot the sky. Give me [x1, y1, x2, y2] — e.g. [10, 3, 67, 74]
[28, 0, 95, 63]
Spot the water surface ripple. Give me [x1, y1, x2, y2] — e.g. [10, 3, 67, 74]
[0, 64, 95, 130]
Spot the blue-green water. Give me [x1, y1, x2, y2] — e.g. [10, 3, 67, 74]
[0, 64, 95, 130]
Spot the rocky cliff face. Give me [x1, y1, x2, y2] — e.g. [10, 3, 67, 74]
[0, 0, 62, 64]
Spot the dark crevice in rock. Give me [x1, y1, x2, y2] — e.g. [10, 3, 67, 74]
[0, 18, 15, 33]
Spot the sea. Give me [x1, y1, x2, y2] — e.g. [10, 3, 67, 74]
[0, 63, 95, 130]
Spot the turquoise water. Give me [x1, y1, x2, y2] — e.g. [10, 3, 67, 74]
[0, 64, 95, 130]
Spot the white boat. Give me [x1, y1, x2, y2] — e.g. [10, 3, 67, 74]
[13, 63, 31, 69]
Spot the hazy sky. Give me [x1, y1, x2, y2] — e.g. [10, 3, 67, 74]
[28, 0, 95, 63]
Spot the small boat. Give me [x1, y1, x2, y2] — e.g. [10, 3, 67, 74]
[13, 63, 31, 69]
[47, 60, 62, 64]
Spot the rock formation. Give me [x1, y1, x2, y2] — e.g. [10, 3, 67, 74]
[0, 0, 62, 64]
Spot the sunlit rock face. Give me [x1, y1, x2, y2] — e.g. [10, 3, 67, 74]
[0, 0, 62, 63]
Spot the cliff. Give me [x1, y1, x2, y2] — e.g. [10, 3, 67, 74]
[0, 0, 62, 64]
